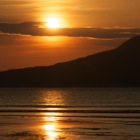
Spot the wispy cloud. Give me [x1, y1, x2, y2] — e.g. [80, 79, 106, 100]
[0, 22, 140, 39]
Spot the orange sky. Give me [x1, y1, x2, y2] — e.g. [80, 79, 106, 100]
[0, 0, 140, 71]
[0, 0, 140, 27]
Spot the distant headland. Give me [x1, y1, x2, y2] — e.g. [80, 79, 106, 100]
[0, 35, 140, 87]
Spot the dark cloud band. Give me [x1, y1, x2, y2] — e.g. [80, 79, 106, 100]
[0, 22, 140, 39]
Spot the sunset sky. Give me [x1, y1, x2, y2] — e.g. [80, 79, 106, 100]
[0, 0, 140, 71]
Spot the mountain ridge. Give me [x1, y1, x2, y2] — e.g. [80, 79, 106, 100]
[0, 35, 140, 87]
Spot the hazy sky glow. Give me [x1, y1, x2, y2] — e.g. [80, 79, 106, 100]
[0, 0, 140, 27]
[0, 0, 140, 71]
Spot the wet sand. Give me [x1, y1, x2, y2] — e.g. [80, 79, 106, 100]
[0, 115, 140, 140]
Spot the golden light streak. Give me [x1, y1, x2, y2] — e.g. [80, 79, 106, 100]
[43, 124, 58, 140]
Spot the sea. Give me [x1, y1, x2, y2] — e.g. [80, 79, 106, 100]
[0, 88, 140, 140]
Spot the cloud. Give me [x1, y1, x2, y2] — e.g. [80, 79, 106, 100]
[0, 22, 140, 39]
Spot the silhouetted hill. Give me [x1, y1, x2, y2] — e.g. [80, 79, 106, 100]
[0, 35, 140, 87]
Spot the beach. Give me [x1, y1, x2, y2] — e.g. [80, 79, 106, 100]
[0, 88, 140, 140]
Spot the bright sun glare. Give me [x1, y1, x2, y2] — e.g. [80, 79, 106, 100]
[43, 124, 58, 140]
[46, 17, 60, 29]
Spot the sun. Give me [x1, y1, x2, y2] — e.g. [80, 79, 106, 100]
[46, 17, 60, 29]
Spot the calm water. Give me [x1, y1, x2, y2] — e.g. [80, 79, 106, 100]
[0, 88, 140, 140]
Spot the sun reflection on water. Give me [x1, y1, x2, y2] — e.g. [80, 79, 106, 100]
[40, 89, 66, 139]
[41, 89, 66, 105]
[44, 111, 62, 121]
[42, 108, 61, 140]
[43, 123, 58, 140]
